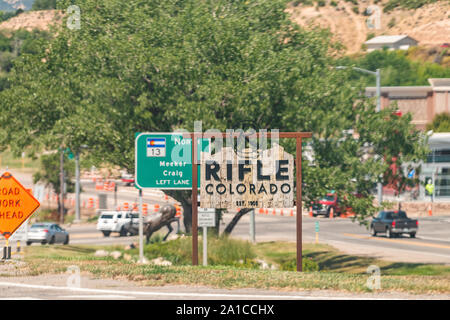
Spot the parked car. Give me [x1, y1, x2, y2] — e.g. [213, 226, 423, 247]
[121, 173, 135, 186]
[96, 211, 139, 237]
[440, 43, 450, 48]
[370, 210, 418, 238]
[27, 223, 69, 245]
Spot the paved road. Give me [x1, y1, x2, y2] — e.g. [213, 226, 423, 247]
[19, 213, 448, 264]
[224, 213, 450, 264]
[4, 170, 450, 264]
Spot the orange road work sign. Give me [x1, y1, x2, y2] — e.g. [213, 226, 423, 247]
[0, 172, 40, 239]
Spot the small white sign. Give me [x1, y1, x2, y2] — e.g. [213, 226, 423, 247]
[198, 208, 215, 227]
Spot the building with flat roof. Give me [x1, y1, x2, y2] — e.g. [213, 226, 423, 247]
[366, 79, 450, 130]
[364, 35, 418, 52]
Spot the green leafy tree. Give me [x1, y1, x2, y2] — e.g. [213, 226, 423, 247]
[426, 112, 450, 132]
[0, 0, 428, 233]
[32, 0, 57, 10]
[33, 151, 75, 214]
[338, 50, 450, 87]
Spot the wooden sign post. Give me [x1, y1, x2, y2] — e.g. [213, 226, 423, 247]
[189, 132, 311, 271]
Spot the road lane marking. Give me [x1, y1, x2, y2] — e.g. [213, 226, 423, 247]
[0, 281, 403, 300]
[61, 295, 135, 299]
[0, 297, 42, 300]
[69, 232, 106, 239]
[343, 233, 450, 250]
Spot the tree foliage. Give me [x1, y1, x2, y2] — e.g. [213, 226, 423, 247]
[31, 0, 57, 10]
[33, 151, 75, 214]
[426, 112, 450, 132]
[0, 0, 428, 231]
[339, 49, 450, 87]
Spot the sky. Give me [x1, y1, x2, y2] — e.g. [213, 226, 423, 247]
[0, 0, 35, 11]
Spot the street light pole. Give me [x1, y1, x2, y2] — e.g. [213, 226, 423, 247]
[74, 145, 88, 224]
[336, 65, 383, 205]
[375, 68, 383, 205]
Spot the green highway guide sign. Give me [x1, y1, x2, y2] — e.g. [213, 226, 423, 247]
[135, 133, 210, 189]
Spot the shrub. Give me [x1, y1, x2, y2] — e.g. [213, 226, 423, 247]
[141, 235, 256, 266]
[366, 33, 375, 41]
[279, 257, 320, 272]
[388, 17, 396, 28]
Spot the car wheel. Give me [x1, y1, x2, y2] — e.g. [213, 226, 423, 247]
[119, 226, 126, 237]
[386, 228, 393, 238]
[370, 225, 377, 237]
[26, 241, 31, 246]
[41, 241, 47, 245]
[410, 232, 416, 238]
[63, 235, 69, 245]
[102, 231, 111, 237]
[49, 236, 55, 245]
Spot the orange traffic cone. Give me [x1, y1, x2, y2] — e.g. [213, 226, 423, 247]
[329, 207, 334, 219]
[309, 207, 313, 217]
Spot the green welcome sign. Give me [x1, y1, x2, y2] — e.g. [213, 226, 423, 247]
[135, 133, 210, 189]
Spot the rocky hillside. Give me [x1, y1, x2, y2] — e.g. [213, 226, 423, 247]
[0, 1, 449, 55]
[0, 9, 60, 31]
[287, 0, 450, 54]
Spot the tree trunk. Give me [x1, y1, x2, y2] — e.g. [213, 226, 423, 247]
[212, 209, 223, 236]
[164, 190, 192, 233]
[223, 208, 252, 235]
[182, 203, 192, 233]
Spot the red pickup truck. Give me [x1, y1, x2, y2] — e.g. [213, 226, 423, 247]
[311, 193, 343, 218]
[311, 192, 359, 218]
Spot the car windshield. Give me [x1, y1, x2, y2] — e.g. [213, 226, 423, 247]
[387, 211, 407, 219]
[100, 214, 114, 219]
[321, 195, 335, 201]
[31, 224, 48, 229]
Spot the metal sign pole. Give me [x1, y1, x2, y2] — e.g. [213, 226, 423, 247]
[203, 226, 207, 266]
[139, 188, 144, 263]
[296, 137, 303, 272]
[250, 209, 255, 243]
[192, 132, 199, 265]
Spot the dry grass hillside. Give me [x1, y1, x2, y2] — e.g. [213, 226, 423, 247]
[287, 0, 450, 54]
[0, 9, 62, 32]
[0, 1, 449, 56]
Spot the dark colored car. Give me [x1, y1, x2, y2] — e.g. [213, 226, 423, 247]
[370, 210, 418, 238]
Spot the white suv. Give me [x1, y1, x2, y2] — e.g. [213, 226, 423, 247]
[96, 211, 138, 237]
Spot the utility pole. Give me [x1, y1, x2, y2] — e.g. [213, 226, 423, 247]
[375, 68, 383, 206]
